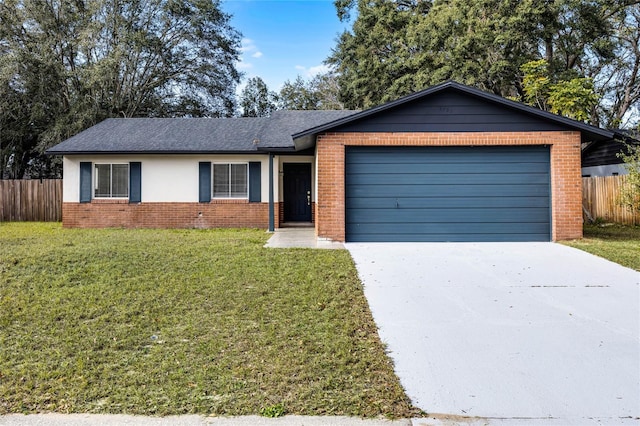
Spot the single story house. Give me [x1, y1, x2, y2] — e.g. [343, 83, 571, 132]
[47, 81, 623, 242]
[581, 130, 639, 177]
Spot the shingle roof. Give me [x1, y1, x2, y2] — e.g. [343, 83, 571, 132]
[258, 110, 360, 148]
[46, 110, 359, 155]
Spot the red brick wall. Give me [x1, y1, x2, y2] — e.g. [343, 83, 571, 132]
[63, 200, 269, 229]
[316, 131, 582, 242]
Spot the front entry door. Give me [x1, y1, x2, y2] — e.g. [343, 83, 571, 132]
[283, 163, 312, 222]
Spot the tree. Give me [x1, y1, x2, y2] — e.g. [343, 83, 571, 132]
[277, 71, 345, 110]
[521, 60, 600, 122]
[328, 0, 640, 126]
[618, 142, 640, 213]
[310, 71, 345, 110]
[279, 76, 319, 110]
[239, 77, 276, 117]
[328, 0, 430, 109]
[0, 0, 242, 178]
[601, 5, 640, 127]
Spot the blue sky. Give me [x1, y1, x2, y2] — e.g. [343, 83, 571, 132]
[222, 0, 351, 92]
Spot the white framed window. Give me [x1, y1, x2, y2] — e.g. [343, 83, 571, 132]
[95, 163, 129, 198]
[212, 163, 248, 198]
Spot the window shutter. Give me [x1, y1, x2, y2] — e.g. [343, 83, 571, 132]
[248, 162, 261, 202]
[129, 162, 141, 203]
[79, 162, 92, 203]
[199, 162, 211, 203]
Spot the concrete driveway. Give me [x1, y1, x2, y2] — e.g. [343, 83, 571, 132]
[346, 243, 640, 424]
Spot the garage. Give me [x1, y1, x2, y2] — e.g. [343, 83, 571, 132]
[345, 145, 551, 242]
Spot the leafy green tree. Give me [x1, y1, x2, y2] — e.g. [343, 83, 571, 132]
[618, 142, 640, 213]
[278, 72, 345, 110]
[311, 71, 346, 110]
[602, 5, 640, 127]
[521, 60, 600, 122]
[279, 76, 319, 110]
[0, 0, 241, 178]
[239, 77, 277, 117]
[328, 0, 639, 125]
[328, 0, 430, 109]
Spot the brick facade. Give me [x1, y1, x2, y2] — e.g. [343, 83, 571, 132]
[64, 199, 317, 230]
[63, 200, 269, 229]
[316, 131, 583, 242]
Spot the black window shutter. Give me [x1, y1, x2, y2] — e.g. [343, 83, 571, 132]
[199, 162, 211, 203]
[248, 162, 261, 202]
[79, 162, 92, 203]
[129, 162, 141, 203]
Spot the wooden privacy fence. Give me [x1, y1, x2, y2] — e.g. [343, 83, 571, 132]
[0, 179, 62, 222]
[582, 175, 640, 225]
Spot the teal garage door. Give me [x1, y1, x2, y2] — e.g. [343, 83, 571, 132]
[345, 146, 551, 242]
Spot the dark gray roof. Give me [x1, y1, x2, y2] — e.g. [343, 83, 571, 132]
[46, 110, 359, 155]
[258, 110, 360, 148]
[47, 117, 269, 154]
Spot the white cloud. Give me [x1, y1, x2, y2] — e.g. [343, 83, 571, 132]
[240, 38, 255, 53]
[236, 38, 262, 72]
[307, 64, 331, 77]
[240, 38, 262, 58]
[293, 64, 332, 78]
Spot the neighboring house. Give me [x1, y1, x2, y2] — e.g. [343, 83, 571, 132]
[581, 130, 639, 177]
[47, 81, 620, 242]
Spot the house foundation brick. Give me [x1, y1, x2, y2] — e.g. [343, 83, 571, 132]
[315, 131, 583, 242]
[63, 201, 269, 229]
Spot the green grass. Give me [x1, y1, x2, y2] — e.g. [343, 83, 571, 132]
[0, 223, 420, 418]
[563, 223, 640, 271]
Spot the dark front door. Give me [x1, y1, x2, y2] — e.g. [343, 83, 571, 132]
[283, 163, 312, 222]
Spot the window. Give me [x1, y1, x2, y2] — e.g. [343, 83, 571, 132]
[95, 163, 129, 198]
[213, 163, 247, 198]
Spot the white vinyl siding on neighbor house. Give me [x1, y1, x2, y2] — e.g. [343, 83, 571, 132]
[212, 163, 248, 198]
[94, 163, 129, 198]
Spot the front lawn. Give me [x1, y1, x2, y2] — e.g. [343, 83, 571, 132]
[563, 223, 640, 271]
[0, 223, 419, 417]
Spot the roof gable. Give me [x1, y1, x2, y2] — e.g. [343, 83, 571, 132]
[331, 90, 568, 132]
[293, 81, 615, 149]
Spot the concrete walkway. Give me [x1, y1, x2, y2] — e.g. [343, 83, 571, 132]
[347, 242, 640, 425]
[264, 228, 344, 249]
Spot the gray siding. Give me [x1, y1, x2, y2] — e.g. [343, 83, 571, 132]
[581, 140, 634, 167]
[334, 92, 567, 133]
[345, 146, 551, 242]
